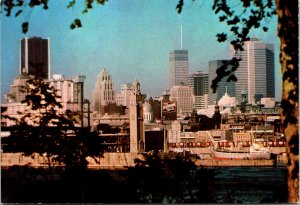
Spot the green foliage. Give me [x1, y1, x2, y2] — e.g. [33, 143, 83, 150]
[1, 0, 109, 32]
[210, 0, 276, 92]
[129, 153, 214, 203]
[176, 0, 184, 14]
[70, 19, 82, 29]
[6, 77, 103, 170]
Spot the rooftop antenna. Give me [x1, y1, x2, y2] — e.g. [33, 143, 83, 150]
[180, 24, 183, 49]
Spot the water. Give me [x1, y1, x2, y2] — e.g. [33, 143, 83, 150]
[1, 165, 287, 203]
[212, 167, 287, 203]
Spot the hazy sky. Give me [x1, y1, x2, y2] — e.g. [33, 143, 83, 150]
[1, 0, 281, 102]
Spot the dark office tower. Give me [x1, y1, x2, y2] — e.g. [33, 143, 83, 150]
[266, 44, 275, 98]
[169, 50, 189, 88]
[188, 71, 209, 109]
[208, 60, 236, 105]
[20, 37, 50, 80]
[188, 71, 209, 96]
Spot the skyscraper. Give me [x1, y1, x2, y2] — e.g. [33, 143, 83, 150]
[188, 71, 209, 96]
[230, 38, 275, 103]
[169, 50, 189, 88]
[92, 69, 116, 113]
[50, 74, 87, 127]
[20, 37, 50, 80]
[266, 44, 275, 98]
[188, 71, 209, 109]
[115, 83, 134, 108]
[170, 85, 193, 117]
[208, 60, 236, 105]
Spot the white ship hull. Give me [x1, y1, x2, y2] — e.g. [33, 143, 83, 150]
[210, 148, 271, 160]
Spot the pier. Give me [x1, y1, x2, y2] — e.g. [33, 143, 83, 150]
[1, 151, 286, 169]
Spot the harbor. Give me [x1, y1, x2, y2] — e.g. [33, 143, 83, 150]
[1, 150, 286, 169]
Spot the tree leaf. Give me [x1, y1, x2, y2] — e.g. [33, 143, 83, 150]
[219, 15, 227, 22]
[67, 0, 76, 8]
[216, 33, 227, 42]
[176, 0, 184, 14]
[227, 74, 237, 82]
[22, 22, 29, 33]
[15, 9, 23, 17]
[75, 19, 82, 27]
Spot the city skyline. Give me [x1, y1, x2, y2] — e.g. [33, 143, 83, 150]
[1, 0, 281, 103]
[230, 39, 275, 104]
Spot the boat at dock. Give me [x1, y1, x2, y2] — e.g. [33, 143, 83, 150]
[207, 130, 272, 160]
[209, 144, 271, 159]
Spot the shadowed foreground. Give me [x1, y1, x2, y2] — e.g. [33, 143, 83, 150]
[1, 155, 287, 203]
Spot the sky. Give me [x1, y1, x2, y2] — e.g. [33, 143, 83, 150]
[1, 0, 281, 103]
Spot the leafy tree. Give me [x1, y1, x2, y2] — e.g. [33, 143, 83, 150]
[2, 0, 298, 202]
[6, 78, 103, 174]
[177, 1, 298, 202]
[129, 153, 214, 203]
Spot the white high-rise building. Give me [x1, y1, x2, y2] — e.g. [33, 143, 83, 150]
[169, 50, 189, 88]
[92, 69, 116, 113]
[3, 74, 89, 127]
[230, 38, 275, 104]
[116, 83, 134, 108]
[50, 74, 88, 127]
[50, 74, 74, 103]
[5, 73, 33, 103]
[170, 85, 193, 117]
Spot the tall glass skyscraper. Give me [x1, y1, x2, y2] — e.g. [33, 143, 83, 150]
[188, 71, 209, 109]
[20, 37, 50, 80]
[230, 38, 275, 104]
[169, 50, 189, 88]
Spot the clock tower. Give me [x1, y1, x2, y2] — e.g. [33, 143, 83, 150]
[129, 79, 145, 153]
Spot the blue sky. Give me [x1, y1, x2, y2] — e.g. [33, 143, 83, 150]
[1, 0, 281, 102]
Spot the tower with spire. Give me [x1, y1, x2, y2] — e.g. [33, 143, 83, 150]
[169, 25, 189, 88]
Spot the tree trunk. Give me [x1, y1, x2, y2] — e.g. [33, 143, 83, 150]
[275, 0, 299, 202]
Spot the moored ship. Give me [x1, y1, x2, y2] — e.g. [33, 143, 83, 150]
[209, 143, 271, 159]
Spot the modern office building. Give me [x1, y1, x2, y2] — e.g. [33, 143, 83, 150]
[170, 85, 193, 117]
[169, 50, 189, 88]
[50, 74, 75, 103]
[188, 71, 209, 109]
[50, 74, 88, 127]
[3, 74, 90, 127]
[20, 37, 50, 80]
[208, 60, 236, 105]
[5, 73, 33, 103]
[116, 83, 134, 108]
[92, 69, 116, 113]
[50, 74, 86, 103]
[230, 38, 275, 104]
